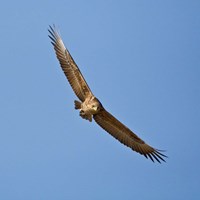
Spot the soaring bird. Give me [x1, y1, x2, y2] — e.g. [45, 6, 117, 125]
[48, 25, 167, 163]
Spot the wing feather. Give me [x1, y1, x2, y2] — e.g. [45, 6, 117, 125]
[93, 108, 167, 163]
[48, 25, 93, 102]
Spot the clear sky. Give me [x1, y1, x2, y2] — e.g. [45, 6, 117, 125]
[0, 0, 199, 199]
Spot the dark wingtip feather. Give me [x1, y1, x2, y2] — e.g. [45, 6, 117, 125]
[48, 24, 60, 45]
[142, 149, 167, 163]
[146, 153, 155, 163]
[48, 35, 56, 44]
[149, 149, 167, 163]
[48, 24, 56, 35]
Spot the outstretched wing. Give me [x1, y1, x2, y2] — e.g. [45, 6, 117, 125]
[48, 25, 93, 102]
[93, 108, 167, 163]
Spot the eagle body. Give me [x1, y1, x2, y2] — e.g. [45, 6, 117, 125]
[74, 96, 102, 122]
[48, 25, 167, 163]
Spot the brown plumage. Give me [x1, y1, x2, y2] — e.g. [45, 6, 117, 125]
[48, 25, 167, 163]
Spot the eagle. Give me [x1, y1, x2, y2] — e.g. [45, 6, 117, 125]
[48, 25, 167, 163]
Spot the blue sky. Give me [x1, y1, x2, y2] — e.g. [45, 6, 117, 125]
[0, 0, 200, 199]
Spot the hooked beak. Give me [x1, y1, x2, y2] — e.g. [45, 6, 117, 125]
[93, 106, 98, 111]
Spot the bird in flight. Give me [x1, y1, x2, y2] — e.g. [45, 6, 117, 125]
[48, 25, 167, 163]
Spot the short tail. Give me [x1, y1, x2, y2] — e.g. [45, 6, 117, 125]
[74, 100, 81, 109]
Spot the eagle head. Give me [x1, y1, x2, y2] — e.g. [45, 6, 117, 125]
[90, 97, 102, 114]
